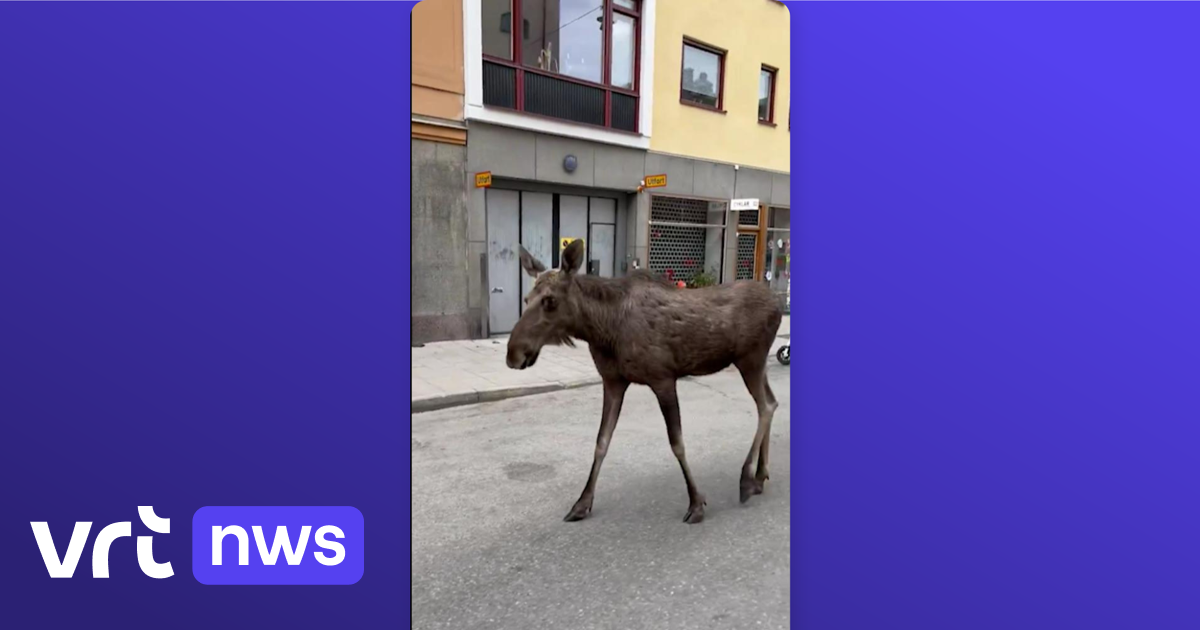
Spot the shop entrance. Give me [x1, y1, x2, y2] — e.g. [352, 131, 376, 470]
[486, 189, 619, 334]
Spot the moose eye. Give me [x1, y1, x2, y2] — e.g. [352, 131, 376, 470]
[543, 295, 557, 311]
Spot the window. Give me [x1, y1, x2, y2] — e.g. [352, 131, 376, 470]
[482, 0, 513, 60]
[680, 40, 724, 111]
[480, 0, 641, 132]
[522, 0, 604, 83]
[759, 66, 777, 123]
[610, 13, 636, 90]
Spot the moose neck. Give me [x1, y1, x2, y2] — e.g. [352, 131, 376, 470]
[564, 275, 625, 353]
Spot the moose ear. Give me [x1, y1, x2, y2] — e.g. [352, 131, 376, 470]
[519, 246, 547, 278]
[561, 239, 584, 275]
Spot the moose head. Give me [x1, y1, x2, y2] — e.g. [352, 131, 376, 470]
[506, 239, 585, 370]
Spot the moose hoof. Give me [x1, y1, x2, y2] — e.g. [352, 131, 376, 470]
[683, 497, 706, 524]
[563, 500, 592, 522]
[739, 477, 763, 504]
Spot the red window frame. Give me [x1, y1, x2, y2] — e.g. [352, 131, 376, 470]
[480, 0, 642, 133]
[679, 38, 727, 113]
[759, 64, 778, 125]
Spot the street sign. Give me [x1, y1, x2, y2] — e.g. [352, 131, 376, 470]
[475, 171, 492, 188]
[730, 198, 760, 211]
[644, 174, 667, 188]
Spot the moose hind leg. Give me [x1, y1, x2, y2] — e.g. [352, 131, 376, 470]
[756, 379, 777, 485]
[565, 378, 629, 522]
[652, 380, 706, 524]
[737, 361, 778, 503]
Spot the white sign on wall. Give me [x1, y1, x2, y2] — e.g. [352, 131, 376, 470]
[730, 198, 760, 211]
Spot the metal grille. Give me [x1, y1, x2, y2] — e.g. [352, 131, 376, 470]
[649, 196, 719, 283]
[482, 61, 516, 109]
[738, 209, 760, 226]
[736, 233, 757, 280]
[612, 93, 637, 132]
[649, 225, 706, 282]
[524, 72, 605, 126]
[650, 196, 710, 224]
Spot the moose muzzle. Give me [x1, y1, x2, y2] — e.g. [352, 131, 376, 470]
[505, 345, 539, 370]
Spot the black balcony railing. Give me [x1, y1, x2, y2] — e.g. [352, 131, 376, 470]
[482, 62, 516, 109]
[524, 71, 604, 126]
[612, 92, 637, 132]
[482, 59, 638, 134]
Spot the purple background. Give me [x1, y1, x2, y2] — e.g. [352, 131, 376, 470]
[791, 2, 1200, 629]
[0, 2, 410, 627]
[3, 0, 1200, 628]
[192, 506, 364, 585]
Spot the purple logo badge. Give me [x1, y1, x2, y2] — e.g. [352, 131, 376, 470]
[192, 506, 363, 585]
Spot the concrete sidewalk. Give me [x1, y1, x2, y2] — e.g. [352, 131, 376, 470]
[412, 316, 789, 413]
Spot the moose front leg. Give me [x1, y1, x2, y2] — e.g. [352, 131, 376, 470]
[564, 377, 629, 522]
[652, 380, 706, 524]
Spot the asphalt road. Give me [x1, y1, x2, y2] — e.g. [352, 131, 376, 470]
[412, 363, 791, 630]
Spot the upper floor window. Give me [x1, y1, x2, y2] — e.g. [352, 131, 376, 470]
[759, 65, 777, 124]
[481, 0, 641, 132]
[680, 39, 725, 112]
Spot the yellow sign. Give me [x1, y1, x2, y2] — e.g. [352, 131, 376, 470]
[475, 171, 492, 188]
[560, 237, 584, 251]
[644, 174, 667, 188]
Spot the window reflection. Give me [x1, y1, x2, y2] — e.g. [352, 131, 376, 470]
[522, 0, 604, 84]
[482, 0, 513, 60]
[759, 69, 774, 121]
[611, 13, 635, 90]
[682, 43, 721, 107]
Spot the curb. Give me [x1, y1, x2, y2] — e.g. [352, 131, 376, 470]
[411, 337, 789, 414]
[412, 377, 603, 414]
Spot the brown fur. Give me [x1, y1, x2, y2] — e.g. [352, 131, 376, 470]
[508, 240, 782, 524]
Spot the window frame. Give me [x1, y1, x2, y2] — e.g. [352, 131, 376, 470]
[679, 38, 727, 114]
[479, 0, 642, 133]
[758, 64, 778, 125]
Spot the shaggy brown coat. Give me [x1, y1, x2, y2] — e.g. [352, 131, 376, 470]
[507, 239, 782, 524]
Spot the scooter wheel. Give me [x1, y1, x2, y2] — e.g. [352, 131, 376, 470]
[776, 345, 790, 365]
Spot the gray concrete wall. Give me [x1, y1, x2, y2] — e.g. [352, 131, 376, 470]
[643, 151, 789, 207]
[412, 138, 472, 343]
[630, 193, 650, 273]
[466, 123, 648, 191]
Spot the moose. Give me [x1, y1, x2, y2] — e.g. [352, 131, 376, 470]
[506, 239, 782, 524]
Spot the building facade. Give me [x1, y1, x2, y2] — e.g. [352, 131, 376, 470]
[641, 0, 791, 306]
[412, 0, 472, 343]
[463, 0, 658, 335]
[416, 0, 791, 341]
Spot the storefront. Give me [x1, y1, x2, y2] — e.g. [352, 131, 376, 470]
[483, 183, 629, 334]
[646, 194, 728, 286]
[646, 191, 790, 311]
[466, 123, 641, 336]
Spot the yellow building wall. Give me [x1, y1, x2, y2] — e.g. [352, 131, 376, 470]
[412, 0, 466, 144]
[650, 0, 790, 172]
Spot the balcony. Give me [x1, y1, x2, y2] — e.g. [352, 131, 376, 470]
[482, 61, 638, 133]
[478, 1, 641, 134]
